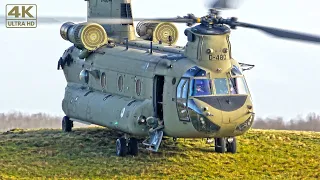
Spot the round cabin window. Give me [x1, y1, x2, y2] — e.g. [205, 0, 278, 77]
[118, 75, 123, 91]
[101, 72, 106, 88]
[136, 79, 141, 96]
[79, 70, 89, 84]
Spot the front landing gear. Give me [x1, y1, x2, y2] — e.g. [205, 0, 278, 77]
[215, 138, 226, 153]
[226, 137, 237, 153]
[214, 137, 237, 153]
[115, 137, 139, 157]
[62, 116, 73, 132]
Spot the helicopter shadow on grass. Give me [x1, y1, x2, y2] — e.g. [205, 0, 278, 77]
[140, 138, 217, 157]
[67, 128, 218, 157]
[162, 140, 231, 154]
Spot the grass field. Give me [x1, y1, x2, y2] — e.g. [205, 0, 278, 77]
[0, 128, 319, 180]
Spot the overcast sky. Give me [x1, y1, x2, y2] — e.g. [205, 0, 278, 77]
[0, 0, 320, 120]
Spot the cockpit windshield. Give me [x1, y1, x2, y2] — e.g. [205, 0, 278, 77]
[175, 66, 250, 122]
[190, 79, 212, 96]
[178, 66, 249, 98]
[229, 77, 249, 94]
[213, 77, 249, 95]
[214, 78, 229, 95]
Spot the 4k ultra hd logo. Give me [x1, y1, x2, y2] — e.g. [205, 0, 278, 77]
[6, 4, 37, 28]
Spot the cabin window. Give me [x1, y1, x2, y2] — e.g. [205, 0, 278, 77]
[118, 75, 123, 92]
[101, 72, 106, 89]
[214, 78, 229, 95]
[136, 79, 141, 96]
[79, 70, 89, 84]
[190, 79, 212, 96]
[176, 78, 190, 121]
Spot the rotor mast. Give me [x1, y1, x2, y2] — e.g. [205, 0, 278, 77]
[86, 0, 137, 42]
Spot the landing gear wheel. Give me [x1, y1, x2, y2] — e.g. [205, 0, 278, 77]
[226, 137, 237, 153]
[116, 138, 127, 157]
[128, 138, 139, 156]
[62, 116, 73, 132]
[215, 138, 226, 153]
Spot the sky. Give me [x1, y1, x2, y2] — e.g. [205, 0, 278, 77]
[0, 0, 320, 120]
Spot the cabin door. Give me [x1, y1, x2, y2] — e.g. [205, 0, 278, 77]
[153, 75, 164, 120]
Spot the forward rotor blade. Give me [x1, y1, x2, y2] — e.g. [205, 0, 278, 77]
[236, 22, 320, 44]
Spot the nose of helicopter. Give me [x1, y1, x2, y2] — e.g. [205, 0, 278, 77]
[189, 95, 254, 136]
[194, 95, 248, 112]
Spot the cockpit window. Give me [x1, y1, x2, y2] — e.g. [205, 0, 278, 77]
[183, 66, 207, 77]
[176, 78, 190, 121]
[177, 78, 189, 98]
[231, 65, 242, 76]
[214, 78, 229, 94]
[229, 77, 249, 94]
[190, 79, 212, 96]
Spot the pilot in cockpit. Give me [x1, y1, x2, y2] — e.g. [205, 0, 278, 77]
[193, 79, 211, 96]
[196, 85, 204, 93]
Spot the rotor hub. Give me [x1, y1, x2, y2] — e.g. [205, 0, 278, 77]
[183, 9, 238, 31]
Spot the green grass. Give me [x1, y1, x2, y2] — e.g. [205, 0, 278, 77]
[0, 128, 319, 180]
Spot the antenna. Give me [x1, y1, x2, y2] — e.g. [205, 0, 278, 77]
[168, 36, 173, 46]
[125, 38, 129, 50]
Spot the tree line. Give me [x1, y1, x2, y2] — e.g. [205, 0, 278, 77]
[0, 111, 319, 132]
[252, 112, 320, 132]
[0, 111, 87, 132]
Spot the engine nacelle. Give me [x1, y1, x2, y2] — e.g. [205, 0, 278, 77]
[60, 22, 108, 51]
[136, 21, 179, 45]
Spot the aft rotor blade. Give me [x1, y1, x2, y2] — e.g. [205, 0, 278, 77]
[0, 16, 87, 24]
[89, 17, 194, 24]
[0, 15, 194, 25]
[0, 16, 132, 24]
[236, 22, 320, 44]
[37, 17, 87, 23]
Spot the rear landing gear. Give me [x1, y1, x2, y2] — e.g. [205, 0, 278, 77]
[214, 137, 237, 153]
[115, 137, 139, 157]
[62, 116, 73, 132]
[128, 138, 139, 156]
[116, 137, 127, 157]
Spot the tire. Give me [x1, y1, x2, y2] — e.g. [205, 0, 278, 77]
[62, 116, 72, 132]
[215, 138, 226, 153]
[227, 137, 237, 154]
[116, 138, 127, 157]
[128, 138, 139, 156]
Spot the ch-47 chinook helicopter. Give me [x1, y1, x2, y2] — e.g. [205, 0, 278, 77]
[14, 0, 320, 156]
